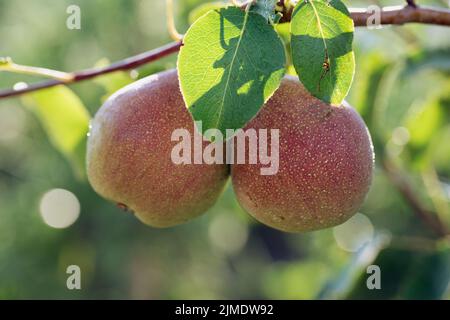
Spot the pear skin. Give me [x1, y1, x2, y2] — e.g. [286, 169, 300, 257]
[231, 76, 374, 232]
[87, 69, 229, 227]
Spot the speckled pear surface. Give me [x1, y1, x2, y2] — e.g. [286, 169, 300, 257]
[231, 76, 374, 232]
[87, 69, 229, 227]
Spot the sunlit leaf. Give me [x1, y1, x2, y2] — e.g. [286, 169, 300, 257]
[405, 96, 444, 149]
[290, 0, 355, 105]
[178, 7, 286, 135]
[22, 86, 90, 179]
[263, 261, 331, 299]
[373, 49, 450, 141]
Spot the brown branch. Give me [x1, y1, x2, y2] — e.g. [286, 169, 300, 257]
[382, 158, 450, 239]
[280, 4, 450, 25]
[351, 5, 450, 27]
[1, 5, 450, 99]
[0, 41, 182, 99]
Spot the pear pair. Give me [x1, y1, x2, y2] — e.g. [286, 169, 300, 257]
[87, 69, 373, 232]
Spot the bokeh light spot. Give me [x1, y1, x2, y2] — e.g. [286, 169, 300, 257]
[208, 213, 248, 255]
[333, 213, 374, 252]
[39, 188, 80, 229]
[13, 82, 28, 91]
[392, 126, 410, 146]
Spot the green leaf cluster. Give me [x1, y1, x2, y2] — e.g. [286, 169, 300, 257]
[178, 0, 355, 136]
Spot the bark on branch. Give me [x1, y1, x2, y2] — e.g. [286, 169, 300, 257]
[351, 5, 450, 27]
[0, 42, 182, 99]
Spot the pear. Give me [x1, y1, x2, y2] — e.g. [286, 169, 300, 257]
[231, 76, 374, 232]
[87, 69, 229, 227]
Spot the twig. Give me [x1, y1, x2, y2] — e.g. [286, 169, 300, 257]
[1, 5, 450, 99]
[166, 0, 183, 41]
[390, 235, 440, 252]
[0, 57, 74, 81]
[0, 42, 182, 99]
[382, 158, 450, 238]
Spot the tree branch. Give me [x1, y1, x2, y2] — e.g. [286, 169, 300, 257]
[280, 4, 450, 25]
[351, 5, 450, 27]
[1, 5, 450, 99]
[0, 41, 182, 99]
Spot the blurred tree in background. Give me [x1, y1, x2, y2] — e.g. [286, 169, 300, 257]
[0, 0, 449, 299]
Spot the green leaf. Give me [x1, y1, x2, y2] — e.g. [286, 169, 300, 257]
[22, 86, 91, 179]
[346, 245, 450, 299]
[290, 0, 355, 105]
[405, 95, 444, 149]
[405, 84, 450, 172]
[373, 49, 450, 141]
[318, 233, 389, 299]
[263, 261, 332, 299]
[427, 125, 450, 175]
[178, 7, 286, 135]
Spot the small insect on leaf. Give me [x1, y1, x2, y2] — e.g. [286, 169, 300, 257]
[318, 54, 331, 93]
[290, 0, 355, 106]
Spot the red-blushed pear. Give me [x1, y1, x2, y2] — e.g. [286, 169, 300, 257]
[86, 69, 229, 228]
[231, 76, 374, 232]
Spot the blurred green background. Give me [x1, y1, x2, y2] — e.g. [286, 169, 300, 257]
[0, 0, 450, 299]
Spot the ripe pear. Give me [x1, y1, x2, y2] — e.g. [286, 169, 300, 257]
[231, 76, 374, 232]
[87, 69, 229, 228]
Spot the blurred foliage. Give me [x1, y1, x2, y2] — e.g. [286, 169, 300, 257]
[21, 86, 90, 179]
[0, 0, 449, 299]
